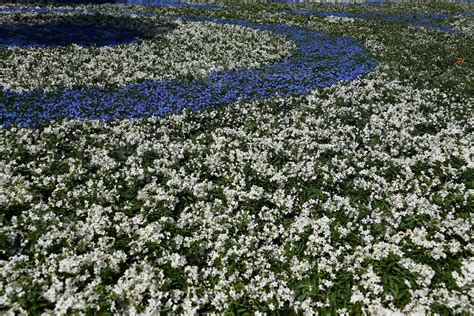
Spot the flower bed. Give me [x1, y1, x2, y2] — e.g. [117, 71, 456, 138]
[0, 1, 472, 315]
[0, 8, 375, 127]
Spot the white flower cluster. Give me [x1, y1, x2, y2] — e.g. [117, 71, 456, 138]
[450, 15, 474, 36]
[0, 9, 295, 92]
[1, 65, 472, 313]
[0, 2, 472, 315]
[324, 15, 358, 23]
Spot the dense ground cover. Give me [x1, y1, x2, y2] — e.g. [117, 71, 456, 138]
[0, 1, 473, 314]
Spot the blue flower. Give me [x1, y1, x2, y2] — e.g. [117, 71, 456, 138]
[279, 9, 469, 34]
[0, 10, 377, 128]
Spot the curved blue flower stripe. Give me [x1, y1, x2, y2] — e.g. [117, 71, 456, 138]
[114, 0, 223, 10]
[280, 9, 472, 34]
[0, 11, 376, 128]
[281, 9, 465, 21]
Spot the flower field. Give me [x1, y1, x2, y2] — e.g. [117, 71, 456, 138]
[0, 1, 473, 314]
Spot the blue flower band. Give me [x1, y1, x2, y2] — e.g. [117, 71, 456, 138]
[0, 23, 146, 48]
[0, 9, 377, 128]
[279, 9, 471, 34]
[114, 0, 223, 10]
[279, 9, 468, 22]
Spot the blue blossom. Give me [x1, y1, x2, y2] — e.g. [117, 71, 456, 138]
[279, 9, 469, 34]
[0, 11, 376, 127]
[411, 22, 462, 34]
[114, 0, 223, 10]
